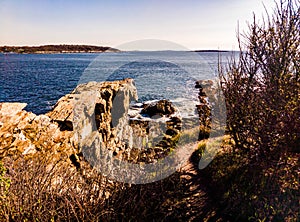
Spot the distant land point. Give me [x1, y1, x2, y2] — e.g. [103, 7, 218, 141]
[0, 45, 235, 54]
[0, 44, 120, 54]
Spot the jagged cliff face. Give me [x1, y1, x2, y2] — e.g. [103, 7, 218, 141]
[71, 79, 182, 164]
[0, 79, 213, 170]
[0, 102, 75, 159]
[0, 79, 137, 164]
[71, 79, 140, 163]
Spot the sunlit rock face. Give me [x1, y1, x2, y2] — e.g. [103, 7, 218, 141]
[0, 78, 212, 168]
[0, 79, 179, 165]
[0, 79, 137, 163]
[71, 78, 141, 163]
[0, 102, 75, 160]
[72, 79, 183, 164]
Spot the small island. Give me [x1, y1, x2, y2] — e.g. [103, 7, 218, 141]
[0, 44, 120, 54]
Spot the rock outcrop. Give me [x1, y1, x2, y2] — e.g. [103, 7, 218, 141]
[195, 80, 214, 139]
[0, 78, 213, 167]
[0, 79, 137, 165]
[141, 100, 177, 117]
[0, 102, 75, 160]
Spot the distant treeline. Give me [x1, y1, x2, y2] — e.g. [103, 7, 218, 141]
[0, 45, 120, 54]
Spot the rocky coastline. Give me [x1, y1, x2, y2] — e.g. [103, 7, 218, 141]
[0, 79, 213, 168]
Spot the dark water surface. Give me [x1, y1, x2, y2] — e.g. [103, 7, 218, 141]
[0, 53, 97, 114]
[0, 51, 233, 115]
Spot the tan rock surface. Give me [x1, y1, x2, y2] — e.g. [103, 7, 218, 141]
[0, 79, 212, 167]
[0, 79, 137, 167]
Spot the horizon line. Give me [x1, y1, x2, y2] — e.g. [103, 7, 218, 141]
[0, 44, 237, 52]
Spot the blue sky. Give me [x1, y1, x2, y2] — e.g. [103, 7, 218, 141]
[0, 0, 275, 50]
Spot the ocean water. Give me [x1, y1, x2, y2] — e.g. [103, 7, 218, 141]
[0, 51, 235, 115]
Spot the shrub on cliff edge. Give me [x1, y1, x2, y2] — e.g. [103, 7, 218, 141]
[214, 0, 299, 220]
[220, 0, 300, 159]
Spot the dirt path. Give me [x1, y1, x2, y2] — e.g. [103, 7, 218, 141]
[171, 153, 217, 221]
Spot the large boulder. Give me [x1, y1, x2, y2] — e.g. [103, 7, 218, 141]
[141, 99, 177, 117]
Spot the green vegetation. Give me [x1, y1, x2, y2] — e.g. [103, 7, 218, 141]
[199, 138, 299, 221]
[0, 45, 119, 54]
[214, 0, 299, 220]
[0, 161, 10, 195]
[219, 0, 299, 157]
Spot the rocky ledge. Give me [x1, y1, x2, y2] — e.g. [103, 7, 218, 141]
[0, 79, 213, 167]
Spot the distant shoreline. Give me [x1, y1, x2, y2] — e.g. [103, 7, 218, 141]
[0, 44, 120, 54]
[0, 45, 235, 54]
